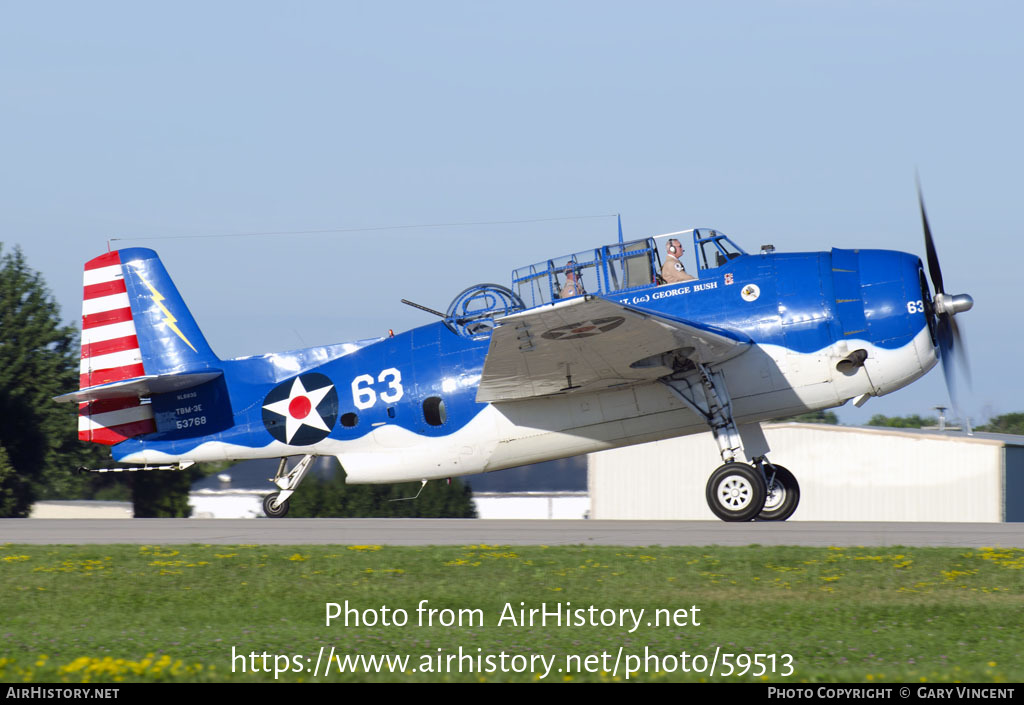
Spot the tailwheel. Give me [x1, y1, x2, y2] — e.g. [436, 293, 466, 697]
[263, 491, 290, 518]
[757, 464, 800, 522]
[705, 462, 767, 522]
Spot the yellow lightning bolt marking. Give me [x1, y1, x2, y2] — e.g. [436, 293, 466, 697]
[138, 275, 198, 353]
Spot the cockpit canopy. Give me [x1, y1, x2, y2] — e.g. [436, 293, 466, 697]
[444, 228, 746, 337]
[692, 228, 745, 270]
[511, 228, 746, 308]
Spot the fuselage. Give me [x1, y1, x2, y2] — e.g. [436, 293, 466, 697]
[111, 245, 937, 483]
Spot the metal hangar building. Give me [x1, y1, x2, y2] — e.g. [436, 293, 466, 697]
[588, 423, 1024, 522]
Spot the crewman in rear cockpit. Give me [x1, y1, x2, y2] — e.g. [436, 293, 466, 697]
[559, 265, 584, 298]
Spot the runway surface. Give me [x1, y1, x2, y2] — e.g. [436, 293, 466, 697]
[3, 519, 1023, 547]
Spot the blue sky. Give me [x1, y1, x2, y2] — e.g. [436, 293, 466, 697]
[2, 2, 1020, 425]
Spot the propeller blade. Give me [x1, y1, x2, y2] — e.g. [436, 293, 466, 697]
[948, 315, 972, 389]
[936, 315, 960, 417]
[917, 180, 945, 295]
[936, 312, 972, 421]
[917, 176, 972, 424]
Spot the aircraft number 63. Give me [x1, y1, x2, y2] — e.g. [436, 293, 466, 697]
[351, 368, 404, 410]
[906, 300, 925, 314]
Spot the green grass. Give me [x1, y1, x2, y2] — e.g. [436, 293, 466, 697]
[1, 543, 1021, 682]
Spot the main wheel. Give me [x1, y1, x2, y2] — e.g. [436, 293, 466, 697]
[757, 464, 800, 521]
[705, 462, 767, 522]
[263, 491, 290, 518]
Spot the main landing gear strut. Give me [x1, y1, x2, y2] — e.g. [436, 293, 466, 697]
[263, 454, 316, 518]
[662, 365, 801, 522]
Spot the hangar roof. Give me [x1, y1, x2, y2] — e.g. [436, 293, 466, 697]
[765, 422, 1024, 448]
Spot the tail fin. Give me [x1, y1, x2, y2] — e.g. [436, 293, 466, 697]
[115, 247, 218, 373]
[77, 248, 219, 445]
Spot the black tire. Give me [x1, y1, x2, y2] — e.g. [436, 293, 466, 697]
[263, 491, 290, 518]
[705, 462, 767, 522]
[757, 464, 800, 521]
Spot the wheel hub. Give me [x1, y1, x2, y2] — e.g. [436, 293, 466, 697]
[763, 483, 785, 511]
[717, 476, 752, 510]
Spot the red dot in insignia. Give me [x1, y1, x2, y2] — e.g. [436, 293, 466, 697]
[289, 396, 312, 419]
[571, 325, 597, 334]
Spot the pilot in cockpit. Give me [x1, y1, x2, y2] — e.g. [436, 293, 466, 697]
[661, 238, 696, 283]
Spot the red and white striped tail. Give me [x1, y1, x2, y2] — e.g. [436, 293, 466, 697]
[78, 251, 156, 445]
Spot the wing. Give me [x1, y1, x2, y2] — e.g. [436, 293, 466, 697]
[476, 295, 751, 402]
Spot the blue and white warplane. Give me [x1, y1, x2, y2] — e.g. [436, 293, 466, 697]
[57, 194, 972, 521]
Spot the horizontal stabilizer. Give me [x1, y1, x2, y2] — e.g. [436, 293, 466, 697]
[54, 371, 223, 403]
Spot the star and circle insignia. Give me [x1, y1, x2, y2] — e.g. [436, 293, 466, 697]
[261, 373, 338, 445]
[541, 316, 626, 340]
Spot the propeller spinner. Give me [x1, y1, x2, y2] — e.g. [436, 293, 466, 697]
[917, 181, 973, 415]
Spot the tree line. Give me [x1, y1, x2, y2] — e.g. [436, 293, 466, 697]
[780, 410, 1023, 434]
[0, 245, 111, 516]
